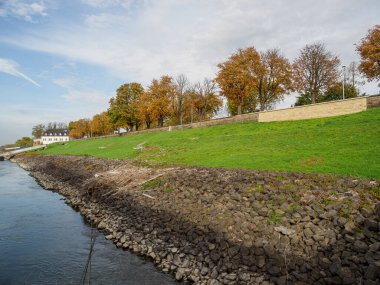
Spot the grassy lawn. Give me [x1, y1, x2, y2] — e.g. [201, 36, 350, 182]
[39, 108, 380, 178]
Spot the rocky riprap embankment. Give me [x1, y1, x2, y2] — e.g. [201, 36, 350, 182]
[14, 155, 380, 285]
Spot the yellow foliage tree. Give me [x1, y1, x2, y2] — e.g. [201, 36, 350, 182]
[69, 119, 91, 139]
[90, 112, 114, 136]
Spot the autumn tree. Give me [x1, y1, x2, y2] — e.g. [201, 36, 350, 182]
[69, 119, 91, 139]
[172, 74, 190, 125]
[137, 91, 154, 129]
[216, 47, 260, 115]
[256, 49, 293, 111]
[227, 94, 257, 116]
[146, 76, 176, 127]
[108, 82, 143, 131]
[293, 43, 340, 104]
[32, 124, 45, 139]
[185, 78, 222, 122]
[356, 25, 380, 85]
[90, 112, 114, 136]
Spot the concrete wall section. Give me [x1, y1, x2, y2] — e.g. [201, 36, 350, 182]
[258, 97, 368, 122]
[179, 112, 259, 130]
[118, 95, 379, 137]
[367, 95, 380, 109]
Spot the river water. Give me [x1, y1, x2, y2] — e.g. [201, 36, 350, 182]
[0, 161, 178, 285]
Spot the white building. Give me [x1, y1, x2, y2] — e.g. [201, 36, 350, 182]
[41, 129, 70, 145]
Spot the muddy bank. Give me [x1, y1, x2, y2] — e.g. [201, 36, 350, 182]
[14, 155, 380, 285]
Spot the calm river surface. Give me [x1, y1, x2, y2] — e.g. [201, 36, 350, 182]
[0, 160, 178, 285]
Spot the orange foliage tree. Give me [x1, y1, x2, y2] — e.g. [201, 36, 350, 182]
[216, 47, 260, 115]
[146, 76, 176, 127]
[256, 49, 293, 111]
[137, 91, 155, 129]
[356, 25, 380, 85]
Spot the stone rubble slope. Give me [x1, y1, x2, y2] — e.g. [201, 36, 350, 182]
[14, 155, 380, 285]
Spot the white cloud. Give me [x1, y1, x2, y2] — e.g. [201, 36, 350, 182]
[53, 77, 76, 89]
[0, 58, 40, 87]
[53, 77, 110, 113]
[2, 0, 380, 95]
[0, 0, 47, 22]
[81, 0, 135, 9]
[63, 89, 106, 104]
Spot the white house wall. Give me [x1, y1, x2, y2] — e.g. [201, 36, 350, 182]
[41, 136, 70, 145]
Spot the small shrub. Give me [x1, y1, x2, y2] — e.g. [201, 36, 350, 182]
[288, 202, 300, 213]
[165, 187, 174, 193]
[267, 209, 282, 224]
[322, 197, 333, 206]
[141, 178, 162, 190]
[283, 184, 294, 191]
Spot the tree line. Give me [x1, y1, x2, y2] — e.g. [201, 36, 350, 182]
[31, 25, 379, 139]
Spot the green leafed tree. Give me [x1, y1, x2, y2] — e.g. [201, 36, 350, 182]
[108, 83, 144, 131]
[32, 124, 45, 139]
[15, 137, 33, 147]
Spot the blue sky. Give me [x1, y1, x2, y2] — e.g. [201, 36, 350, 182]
[0, 0, 379, 145]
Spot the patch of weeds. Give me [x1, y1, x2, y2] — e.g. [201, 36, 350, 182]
[255, 185, 264, 193]
[288, 202, 300, 213]
[368, 187, 380, 200]
[338, 207, 351, 219]
[276, 175, 287, 181]
[299, 156, 324, 166]
[353, 227, 363, 236]
[165, 187, 174, 193]
[267, 209, 282, 224]
[283, 184, 295, 191]
[141, 178, 162, 191]
[291, 192, 301, 202]
[322, 197, 334, 206]
[246, 185, 264, 196]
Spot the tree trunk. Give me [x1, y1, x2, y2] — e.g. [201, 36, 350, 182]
[237, 104, 242, 115]
[158, 117, 164, 127]
[311, 91, 316, 104]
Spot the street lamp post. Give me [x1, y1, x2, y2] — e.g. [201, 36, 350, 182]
[342, 65, 346, 100]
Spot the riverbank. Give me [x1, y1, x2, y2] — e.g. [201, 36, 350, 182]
[14, 154, 380, 285]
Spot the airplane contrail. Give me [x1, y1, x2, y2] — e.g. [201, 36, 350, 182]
[0, 58, 41, 87]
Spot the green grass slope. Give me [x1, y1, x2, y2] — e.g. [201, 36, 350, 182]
[40, 108, 380, 178]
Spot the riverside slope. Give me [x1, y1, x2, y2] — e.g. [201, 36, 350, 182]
[14, 155, 380, 285]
